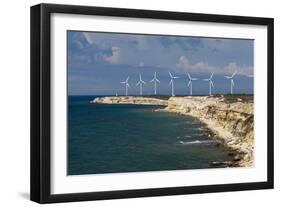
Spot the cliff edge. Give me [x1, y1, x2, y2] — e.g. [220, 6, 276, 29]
[160, 96, 254, 167]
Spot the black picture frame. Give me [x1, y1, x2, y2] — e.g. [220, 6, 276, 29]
[30, 3, 274, 204]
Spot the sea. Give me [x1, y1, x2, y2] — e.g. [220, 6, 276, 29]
[67, 96, 233, 175]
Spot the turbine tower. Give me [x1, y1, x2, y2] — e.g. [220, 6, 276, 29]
[187, 72, 198, 96]
[203, 73, 214, 96]
[121, 76, 130, 96]
[169, 72, 179, 96]
[150, 72, 160, 95]
[224, 71, 237, 94]
[136, 73, 146, 96]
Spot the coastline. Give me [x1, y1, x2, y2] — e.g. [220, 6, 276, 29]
[91, 95, 254, 167]
[158, 96, 254, 167]
[92, 96, 168, 106]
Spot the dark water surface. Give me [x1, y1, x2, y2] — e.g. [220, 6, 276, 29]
[68, 96, 233, 175]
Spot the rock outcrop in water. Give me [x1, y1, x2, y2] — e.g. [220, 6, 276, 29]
[160, 96, 254, 167]
[91, 95, 254, 167]
[91, 96, 168, 106]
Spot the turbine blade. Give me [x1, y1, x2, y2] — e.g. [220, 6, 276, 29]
[191, 78, 198, 80]
[169, 72, 173, 78]
[156, 78, 160, 83]
[203, 79, 209, 81]
[174, 76, 180, 79]
[187, 72, 191, 79]
[210, 73, 214, 79]
[187, 81, 191, 88]
[231, 71, 237, 78]
[126, 76, 130, 82]
[136, 81, 140, 86]
[127, 83, 130, 88]
[121, 81, 126, 84]
[211, 81, 214, 88]
[149, 79, 154, 82]
[224, 76, 231, 79]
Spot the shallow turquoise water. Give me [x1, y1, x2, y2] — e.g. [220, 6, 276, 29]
[67, 96, 233, 175]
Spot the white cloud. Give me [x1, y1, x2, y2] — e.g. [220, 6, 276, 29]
[176, 55, 214, 73]
[176, 55, 252, 75]
[83, 32, 94, 44]
[103, 46, 121, 64]
[81, 32, 182, 67]
[223, 62, 253, 75]
[73, 40, 84, 49]
[224, 62, 239, 74]
[81, 32, 253, 74]
[176, 56, 189, 69]
[82, 32, 111, 49]
[192, 62, 209, 70]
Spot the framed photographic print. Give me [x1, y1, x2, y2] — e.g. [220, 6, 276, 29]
[30, 3, 274, 203]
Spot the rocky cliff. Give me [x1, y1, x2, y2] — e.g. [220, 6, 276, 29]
[91, 96, 168, 106]
[160, 96, 254, 167]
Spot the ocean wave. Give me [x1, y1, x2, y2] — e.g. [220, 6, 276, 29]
[178, 133, 206, 138]
[190, 133, 205, 136]
[198, 127, 208, 131]
[179, 140, 214, 145]
[176, 135, 192, 139]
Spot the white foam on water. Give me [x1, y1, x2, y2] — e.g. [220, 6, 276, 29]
[184, 121, 194, 124]
[179, 140, 215, 145]
[198, 127, 207, 131]
[190, 133, 205, 136]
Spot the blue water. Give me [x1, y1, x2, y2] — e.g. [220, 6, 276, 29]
[67, 96, 233, 175]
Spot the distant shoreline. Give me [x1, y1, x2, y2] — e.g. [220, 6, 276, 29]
[91, 96, 168, 106]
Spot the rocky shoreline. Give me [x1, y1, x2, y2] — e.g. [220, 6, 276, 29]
[157, 96, 254, 167]
[91, 95, 254, 168]
[92, 96, 168, 106]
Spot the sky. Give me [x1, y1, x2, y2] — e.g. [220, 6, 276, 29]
[67, 31, 254, 95]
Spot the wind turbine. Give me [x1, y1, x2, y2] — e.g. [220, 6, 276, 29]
[121, 76, 130, 96]
[247, 74, 254, 94]
[169, 72, 179, 96]
[187, 72, 198, 96]
[224, 71, 237, 94]
[150, 72, 160, 95]
[203, 73, 214, 96]
[136, 73, 146, 96]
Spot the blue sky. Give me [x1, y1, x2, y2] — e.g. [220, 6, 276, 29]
[68, 31, 253, 95]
